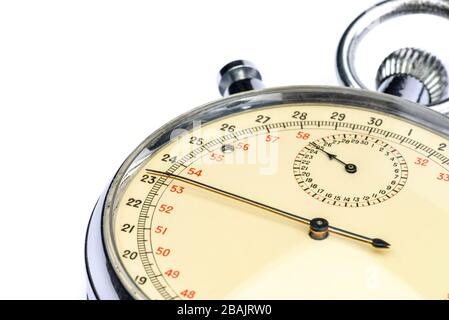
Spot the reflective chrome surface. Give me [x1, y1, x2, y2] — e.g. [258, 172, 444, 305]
[376, 48, 448, 105]
[336, 0, 449, 115]
[85, 85, 449, 299]
[217, 60, 264, 97]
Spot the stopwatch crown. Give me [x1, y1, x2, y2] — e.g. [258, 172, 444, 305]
[217, 60, 264, 97]
[376, 47, 448, 105]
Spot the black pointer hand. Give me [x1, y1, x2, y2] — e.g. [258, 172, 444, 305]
[310, 142, 357, 174]
[145, 169, 390, 249]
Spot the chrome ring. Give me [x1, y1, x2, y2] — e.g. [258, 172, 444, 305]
[336, 0, 449, 115]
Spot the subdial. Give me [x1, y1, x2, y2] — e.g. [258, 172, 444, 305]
[293, 133, 408, 207]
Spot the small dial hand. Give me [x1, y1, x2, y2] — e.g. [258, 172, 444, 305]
[146, 169, 390, 249]
[311, 142, 357, 174]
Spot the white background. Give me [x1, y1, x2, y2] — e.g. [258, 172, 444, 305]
[1, 0, 448, 299]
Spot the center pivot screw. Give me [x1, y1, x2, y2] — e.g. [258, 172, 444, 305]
[309, 218, 329, 240]
[345, 163, 357, 174]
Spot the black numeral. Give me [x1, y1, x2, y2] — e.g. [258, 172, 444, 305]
[161, 154, 177, 163]
[126, 198, 142, 208]
[135, 276, 147, 285]
[330, 112, 346, 121]
[256, 115, 271, 124]
[121, 224, 135, 233]
[140, 174, 156, 184]
[292, 111, 308, 120]
[122, 250, 138, 260]
[189, 136, 203, 145]
[438, 143, 447, 151]
[368, 117, 383, 126]
[220, 123, 236, 132]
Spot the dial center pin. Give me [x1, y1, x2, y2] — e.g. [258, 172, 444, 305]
[345, 163, 357, 174]
[309, 218, 329, 240]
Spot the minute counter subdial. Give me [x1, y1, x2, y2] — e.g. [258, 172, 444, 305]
[293, 133, 408, 207]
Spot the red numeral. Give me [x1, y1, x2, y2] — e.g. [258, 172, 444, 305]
[415, 157, 429, 166]
[180, 289, 196, 299]
[170, 185, 184, 193]
[236, 142, 249, 150]
[437, 173, 449, 181]
[154, 226, 167, 235]
[210, 153, 224, 162]
[159, 204, 174, 214]
[156, 247, 171, 257]
[265, 135, 280, 143]
[296, 131, 310, 140]
[165, 269, 180, 279]
[187, 167, 203, 177]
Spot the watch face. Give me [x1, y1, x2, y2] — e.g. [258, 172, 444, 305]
[100, 88, 449, 300]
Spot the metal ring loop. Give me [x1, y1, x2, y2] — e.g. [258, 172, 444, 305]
[336, 0, 449, 115]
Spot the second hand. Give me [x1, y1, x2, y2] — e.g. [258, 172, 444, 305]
[310, 142, 357, 174]
[145, 169, 390, 249]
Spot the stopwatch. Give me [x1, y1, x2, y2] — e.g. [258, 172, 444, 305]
[85, 0, 449, 299]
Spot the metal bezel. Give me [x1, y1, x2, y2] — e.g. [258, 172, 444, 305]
[85, 85, 449, 299]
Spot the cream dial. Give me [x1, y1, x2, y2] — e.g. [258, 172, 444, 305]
[108, 103, 449, 300]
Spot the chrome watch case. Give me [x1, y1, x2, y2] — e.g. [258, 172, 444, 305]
[85, 85, 449, 300]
